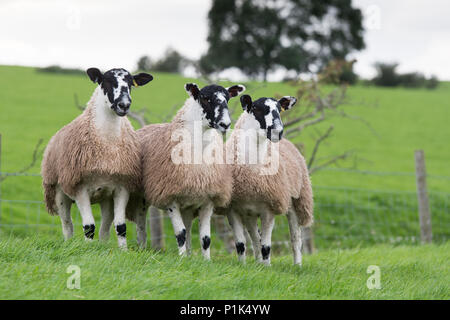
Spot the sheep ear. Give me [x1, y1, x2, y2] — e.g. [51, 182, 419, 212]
[227, 84, 246, 98]
[133, 73, 153, 87]
[240, 94, 252, 112]
[185, 83, 200, 100]
[278, 96, 297, 111]
[86, 68, 103, 84]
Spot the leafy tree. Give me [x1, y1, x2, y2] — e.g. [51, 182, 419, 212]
[137, 55, 153, 72]
[372, 63, 401, 87]
[136, 49, 188, 74]
[371, 62, 439, 89]
[426, 76, 439, 89]
[200, 0, 365, 81]
[152, 48, 187, 73]
[319, 59, 358, 85]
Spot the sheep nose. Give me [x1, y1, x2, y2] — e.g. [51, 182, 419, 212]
[219, 122, 230, 130]
[118, 102, 130, 110]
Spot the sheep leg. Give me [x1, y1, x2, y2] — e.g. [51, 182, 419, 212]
[243, 215, 262, 263]
[198, 201, 213, 260]
[135, 209, 148, 249]
[113, 186, 130, 250]
[287, 210, 302, 266]
[181, 210, 194, 256]
[167, 202, 187, 256]
[99, 198, 114, 241]
[56, 189, 73, 240]
[227, 210, 246, 263]
[75, 188, 96, 241]
[260, 212, 275, 266]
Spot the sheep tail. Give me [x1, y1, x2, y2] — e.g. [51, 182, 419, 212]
[292, 161, 314, 227]
[43, 183, 58, 215]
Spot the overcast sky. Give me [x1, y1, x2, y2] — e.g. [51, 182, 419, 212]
[1, 0, 449, 80]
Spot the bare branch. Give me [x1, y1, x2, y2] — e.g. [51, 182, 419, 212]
[285, 109, 325, 136]
[0, 139, 44, 182]
[162, 103, 182, 122]
[283, 77, 374, 174]
[334, 109, 380, 138]
[74, 93, 85, 111]
[284, 106, 318, 127]
[127, 110, 148, 128]
[309, 151, 353, 175]
[307, 125, 334, 169]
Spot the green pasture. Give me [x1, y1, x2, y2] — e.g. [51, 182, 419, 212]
[0, 65, 448, 249]
[0, 235, 448, 299]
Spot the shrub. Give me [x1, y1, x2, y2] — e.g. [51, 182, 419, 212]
[136, 56, 153, 72]
[426, 76, 439, 89]
[152, 48, 187, 73]
[372, 63, 401, 87]
[398, 72, 426, 88]
[319, 59, 358, 85]
[36, 65, 84, 76]
[371, 62, 439, 89]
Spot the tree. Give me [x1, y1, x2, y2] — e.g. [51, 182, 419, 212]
[200, 0, 365, 81]
[137, 48, 189, 74]
[371, 62, 439, 89]
[152, 48, 187, 73]
[319, 59, 358, 85]
[136, 55, 153, 72]
[372, 63, 401, 87]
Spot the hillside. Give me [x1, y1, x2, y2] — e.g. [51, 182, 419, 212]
[1, 65, 449, 192]
[0, 65, 448, 250]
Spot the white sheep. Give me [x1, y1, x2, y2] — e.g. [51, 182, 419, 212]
[41, 68, 153, 249]
[128, 83, 245, 259]
[218, 94, 314, 266]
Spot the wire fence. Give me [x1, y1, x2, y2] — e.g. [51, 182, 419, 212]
[0, 170, 449, 253]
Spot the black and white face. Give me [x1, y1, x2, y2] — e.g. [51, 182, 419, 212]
[86, 68, 153, 117]
[185, 83, 246, 133]
[240, 95, 297, 142]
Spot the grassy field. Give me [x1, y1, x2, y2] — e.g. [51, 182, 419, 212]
[0, 65, 448, 300]
[0, 234, 448, 300]
[0, 65, 449, 249]
[0, 65, 449, 192]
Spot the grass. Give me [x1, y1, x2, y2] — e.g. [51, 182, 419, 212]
[0, 66, 448, 299]
[0, 234, 448, 299]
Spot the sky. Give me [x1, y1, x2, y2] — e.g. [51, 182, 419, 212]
[0, 0, 449, 80]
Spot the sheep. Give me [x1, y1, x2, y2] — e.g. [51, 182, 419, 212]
[41, 67, 153, 249]
[131, 83, 245, 259]
[218, 94, 314, 266]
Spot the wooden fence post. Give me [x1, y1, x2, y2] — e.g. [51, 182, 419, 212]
[414, 150, 432, 243]
[149, 206, 164, 250]
[213, 215, 235, 254]
[302, 226, 315, 254]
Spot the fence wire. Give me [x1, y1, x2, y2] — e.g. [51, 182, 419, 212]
[0, 171, 448, 252]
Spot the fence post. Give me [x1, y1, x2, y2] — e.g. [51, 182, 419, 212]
[414, 150, 432, 243]
[213, 215, 235, 254]
[302, 226, 315, 254]
[149, 206, 164, 250]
